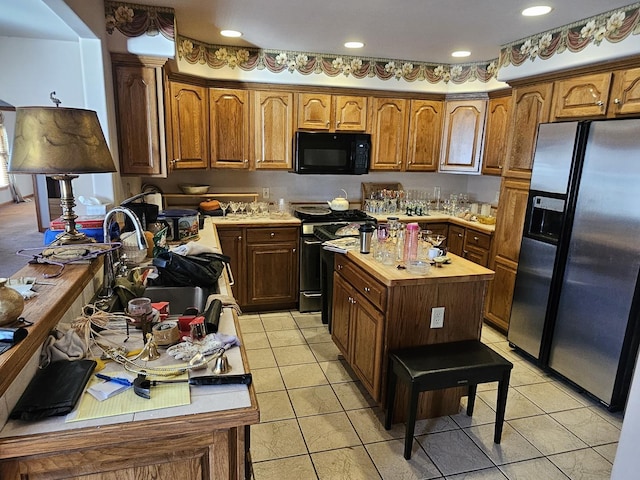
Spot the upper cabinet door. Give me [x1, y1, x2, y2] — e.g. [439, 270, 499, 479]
[503, 83, 553, 179]
[610, 67, 640, 117]
[551, 73, 612, 120]
[167, 81, 208, 169]
[439, 99, 487, 174]
[209, 88, 250, 169]
[334, 95, 368, 131]
[297, 93, 332, 130]
[297, 94, 367, 131]
[112, 58, 165, 176]
[254, 91, 294, 169]
[370, 98, 408, 171]
[406, 100, 443, 171]
[482, 94, 512, 176]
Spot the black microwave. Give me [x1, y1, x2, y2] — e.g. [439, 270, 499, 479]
[293, 132, 371, 175]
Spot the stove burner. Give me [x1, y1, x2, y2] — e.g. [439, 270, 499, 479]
[294, 207, 373, 223]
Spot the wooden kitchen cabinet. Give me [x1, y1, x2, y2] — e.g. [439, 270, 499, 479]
[370, 97, 408, 170]
[253, 90, 294, 169]
[406, 99, 444, 171]
[551, 73, 613, 120]
[503, 83, 553, 178]
[167, 80, 208, 169]
[217, 225, 299, 311]
[332, 252, 493, 419]
[332, 261, 385, 400]
[297, 93, 367, 131]
[484, 177, 530, 331]
[111, 54, 167, 176]
[610, 67, 640, 116]
[216, 226, 245, 305]
[448, 224, 465, 257]
[209, 88, 250, 169]
[439, 99, 487, 174]
[446, 224, 492, 267]
[482, 92, 512, 175]
[246, 227, 299, 308]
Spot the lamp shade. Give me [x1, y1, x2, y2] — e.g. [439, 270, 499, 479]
[8, 107, 116, 174]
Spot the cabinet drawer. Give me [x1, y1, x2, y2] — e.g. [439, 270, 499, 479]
[464, 230, 491, 250]
[335, 256, 386, 311]
[246, 227, 298, 243]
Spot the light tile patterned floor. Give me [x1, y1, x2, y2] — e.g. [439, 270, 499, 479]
[243, 310, 622, 480]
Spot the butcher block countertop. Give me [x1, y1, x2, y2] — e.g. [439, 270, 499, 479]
[346, 250, 495, 287]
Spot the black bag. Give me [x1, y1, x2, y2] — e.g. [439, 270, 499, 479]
[151, 252, 228, 288]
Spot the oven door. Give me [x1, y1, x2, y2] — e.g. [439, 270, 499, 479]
[299, 235, 323, 312]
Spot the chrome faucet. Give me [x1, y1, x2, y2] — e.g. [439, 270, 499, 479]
[99, 207, 148, 298]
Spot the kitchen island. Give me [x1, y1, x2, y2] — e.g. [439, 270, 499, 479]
[331, 249, 494, 421]
[0, 218, 258, 480]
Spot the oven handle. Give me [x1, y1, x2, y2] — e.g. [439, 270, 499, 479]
[301, 292, 322, 298]
[303, 238, 323, 246]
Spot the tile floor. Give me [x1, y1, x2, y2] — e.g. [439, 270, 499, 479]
[242, 310, 623, 480]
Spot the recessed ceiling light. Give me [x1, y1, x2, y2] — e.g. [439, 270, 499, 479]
[522, 5, 553, 16]
[344, 41, 365, 49]
[451, 50, 471, 58]
[220, 30, 242, 38]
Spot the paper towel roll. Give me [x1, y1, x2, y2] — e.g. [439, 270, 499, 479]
[147, 193, 163, 211]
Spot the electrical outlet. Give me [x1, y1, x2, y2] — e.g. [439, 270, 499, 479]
[430, 307, 445, 328]
[262, 187, 270, 199]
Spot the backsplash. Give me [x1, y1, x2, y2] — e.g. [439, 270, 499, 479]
[138, 170, 501, 207]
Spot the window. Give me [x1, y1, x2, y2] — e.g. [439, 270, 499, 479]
[0, 113, 9, 188]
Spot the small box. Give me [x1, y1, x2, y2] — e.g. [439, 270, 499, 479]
[50, 216, 104, 230]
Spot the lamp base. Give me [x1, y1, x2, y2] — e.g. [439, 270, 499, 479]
[50, 230, 96, 246]
[48, 174, 98, 246]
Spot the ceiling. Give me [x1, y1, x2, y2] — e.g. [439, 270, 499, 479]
[0, 1, 636, 64]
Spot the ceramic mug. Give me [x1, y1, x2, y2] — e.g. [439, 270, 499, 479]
[428, 247, 444, 259]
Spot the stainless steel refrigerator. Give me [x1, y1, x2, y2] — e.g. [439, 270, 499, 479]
[508, 119, 640, 410]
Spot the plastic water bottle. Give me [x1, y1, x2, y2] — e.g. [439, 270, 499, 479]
[403, 222, 420, 262]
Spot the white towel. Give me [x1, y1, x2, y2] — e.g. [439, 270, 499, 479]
[171, 242, 221, 256]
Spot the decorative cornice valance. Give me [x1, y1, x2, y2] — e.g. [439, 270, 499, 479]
[105, 1, 174, 40]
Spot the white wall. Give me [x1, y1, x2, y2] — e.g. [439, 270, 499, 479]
[141, 169, 501, 207]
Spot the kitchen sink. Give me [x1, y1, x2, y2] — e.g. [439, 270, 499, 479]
[144, 285, 218, 315]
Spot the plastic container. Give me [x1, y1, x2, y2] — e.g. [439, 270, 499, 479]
[403, 222, 420, 262]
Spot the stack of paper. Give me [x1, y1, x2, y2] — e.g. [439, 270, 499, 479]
[322, 237, 360, 253]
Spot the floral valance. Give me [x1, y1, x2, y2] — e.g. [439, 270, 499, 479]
[105, 1, 174, 40]
[500, 3, 640, 67]
[177, 37, 499, 85]
[104, 1, 640, 85]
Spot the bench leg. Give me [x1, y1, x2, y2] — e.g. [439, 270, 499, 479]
[404, 386, 420, 460]
[384, 361, 397, 430]
[494, 370, 511, 444]
[466, 384, 477, 416]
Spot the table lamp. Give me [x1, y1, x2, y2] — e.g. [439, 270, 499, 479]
[8, 105, 116, 245]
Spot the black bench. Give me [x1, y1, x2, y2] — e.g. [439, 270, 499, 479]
[384, 339, 513, 459]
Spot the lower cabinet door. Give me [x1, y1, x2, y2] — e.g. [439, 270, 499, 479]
[349, 292, 384, 401]
[246, 242, 298, 306]
[331, 274, 353, 357]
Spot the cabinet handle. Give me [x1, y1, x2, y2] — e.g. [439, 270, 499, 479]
[170, 159, 180, 166]
[364, 287, 371, 293]
[244, 159, 248, 163]
[463, 250, 468, 256]
[614, 98, 622, 105]
[293, 248, 296, 253]
[337, 264, 343, 270]
[336, 121, 341, 127]
[473, 236, 479, 241]
[326, 121, 330, 127]
[270, 232, 275, 238]
[596, 100, 604, 107]
[237, 236, 242, 241]
[458, 233, 463, 238]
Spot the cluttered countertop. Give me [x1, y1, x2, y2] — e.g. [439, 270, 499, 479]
[0, 218, 258, 464]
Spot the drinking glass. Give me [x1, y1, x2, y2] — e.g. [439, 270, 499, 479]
[238, 202, 247, 216]
[219, 201, 229, 217]
[229, 201, 240, 217]
[249, 201, 259, 216]
[433, 186, 441, 211]
[258, 201, 268, 217]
